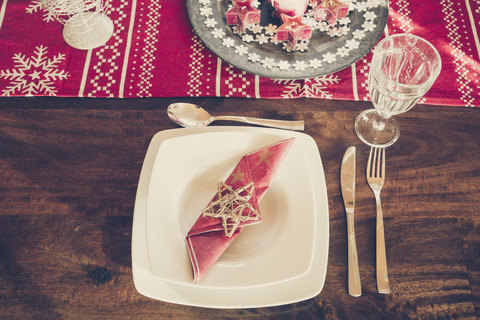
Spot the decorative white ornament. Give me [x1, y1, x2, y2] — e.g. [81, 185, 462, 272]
[40, 0, 113, 50]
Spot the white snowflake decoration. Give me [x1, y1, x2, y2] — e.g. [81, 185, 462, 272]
[200, 6, 213, 17]
[278, 61, 290, 70]
[262, 57, 275, 69]
[323, 52, 337, 64]
[212, 28, 225, 38]
[310, 58, 322, 69]
[26, 0, 56, 22]
[223, 37, 235, 48]
[248, 52, 261, 62]
[274, 75, 341, 98]
[264, 24, 278, 35]
[205, 18, 217, 27]
[235, 45, 249, 55]
[0, 46, 69, 96]
[293, 61, 308, 71]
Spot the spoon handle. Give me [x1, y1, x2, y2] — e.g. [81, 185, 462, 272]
[213, 116, 304, 131]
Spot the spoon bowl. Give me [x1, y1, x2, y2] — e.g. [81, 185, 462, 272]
[167, 103, 304, 131]
[168, 103, 215, 128]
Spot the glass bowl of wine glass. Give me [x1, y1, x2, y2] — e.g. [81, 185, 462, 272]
[355, 34, 442, 147]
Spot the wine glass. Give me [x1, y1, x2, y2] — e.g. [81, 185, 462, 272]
[355, 34, 442, 147]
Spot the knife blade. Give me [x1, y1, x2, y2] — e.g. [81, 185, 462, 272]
[341, 146, 361, 297]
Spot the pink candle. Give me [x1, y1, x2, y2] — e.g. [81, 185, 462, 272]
[276, 13, 312, 49]
[314, 0, 349, 25]
[226, 0, 261, 32]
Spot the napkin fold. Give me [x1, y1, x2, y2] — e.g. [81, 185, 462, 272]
[185, 138, 294, 284]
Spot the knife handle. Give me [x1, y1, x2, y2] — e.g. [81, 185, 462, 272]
[347, 212, 361, 297]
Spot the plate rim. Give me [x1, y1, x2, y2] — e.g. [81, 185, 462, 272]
[131, 127, 330, 308]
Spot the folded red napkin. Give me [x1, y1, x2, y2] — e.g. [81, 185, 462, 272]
[185, 138, 294, 283]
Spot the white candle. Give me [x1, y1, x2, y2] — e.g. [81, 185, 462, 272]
[270, 0, 309, 17]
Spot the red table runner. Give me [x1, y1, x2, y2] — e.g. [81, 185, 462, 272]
[0, 0, 479, 107]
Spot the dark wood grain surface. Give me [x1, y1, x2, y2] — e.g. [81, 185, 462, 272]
[0, 97, 478, 319]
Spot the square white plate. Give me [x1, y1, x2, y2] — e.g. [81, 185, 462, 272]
[132, 127, 329, 308]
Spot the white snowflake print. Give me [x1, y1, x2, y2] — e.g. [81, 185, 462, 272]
[211, 28, 225, 38]
[205, 18, 217, 28]
[26, 0, 55, 22]
[256, 34, 270, 45]
[264, 24, 278, 36]
[364, 11, 376, 20]
[274, 75, 341, 98]
[352, 29, 366, 40]
[309, 58, 322, 68]
[361, 20, 376, 32]
[293, 61, 308, 71]
[262, 57, 276, 69]
[249, 24, 263, 34]
[223, 37, 235, 48]
[366, 0, 380, 8]
[337, 47, 349, 57]
[355, 1, 369, 11]
[278, 61, 291, 70]
[248, 52, 261, 63]
[0, 46, 69, 96]
[242, 34, 255, 43]
[234, 45, 248, 55]
[323, 52, 337, 64]
[338, 17, 351, 25]
[200, 6, 213, 17]
[346, 39, 360, 49]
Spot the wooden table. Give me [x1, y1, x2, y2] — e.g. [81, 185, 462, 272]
[0, 97, 478, 319]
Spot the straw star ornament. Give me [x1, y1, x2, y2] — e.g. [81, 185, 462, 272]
[202, 181, 260, 237]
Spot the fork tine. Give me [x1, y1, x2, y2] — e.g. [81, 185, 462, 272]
[368, 147, 384, 178]
[367, 147, 373, 177]
[376, 148, 381, 178]
[381, 148, 385, 178]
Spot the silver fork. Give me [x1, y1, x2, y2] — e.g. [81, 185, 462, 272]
[366, 147, 390, 294]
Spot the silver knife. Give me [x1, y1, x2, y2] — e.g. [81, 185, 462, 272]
[341, 146, 361, 297]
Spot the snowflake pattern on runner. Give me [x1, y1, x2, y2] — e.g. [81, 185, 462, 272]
[0, 46, 69, 96]
[199, 0, 381, 72]
[274, 75, 341, 98]
[25, 0, 56, 22]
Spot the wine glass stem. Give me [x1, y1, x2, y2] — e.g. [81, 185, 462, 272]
[372, 112, 388, 131]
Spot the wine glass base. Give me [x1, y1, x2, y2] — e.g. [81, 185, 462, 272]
[355, 109, 400, 148]
[63, 12, 114, 50]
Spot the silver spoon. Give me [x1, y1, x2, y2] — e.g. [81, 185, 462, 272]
[167, 103, 304, 131]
